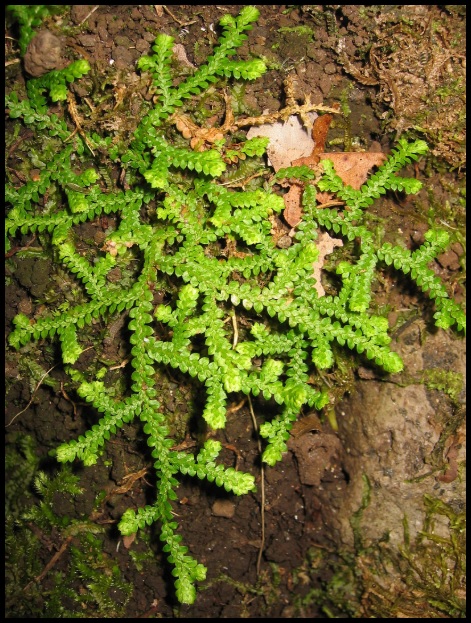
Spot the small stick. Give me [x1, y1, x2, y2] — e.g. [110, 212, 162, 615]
[226, 398, 246, 414]
[162, 5, 198, 27]
[231, 309, 239, 349]
[230, 313, 265, 570]
[23, 535, 74, 592]
[6, 364, 58, 426]
[65, 92, 96, 156]
[247, 395, 265, 577]
[5, 234, 38, 258]
[77, 5, 99, 28]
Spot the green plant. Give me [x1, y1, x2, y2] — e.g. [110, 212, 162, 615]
[5, 460, 132, 617]
[6, 6, 465, 606]
[7, 5, 66, 55]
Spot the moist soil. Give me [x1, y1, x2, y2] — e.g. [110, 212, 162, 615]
[5, 5, 466, 618]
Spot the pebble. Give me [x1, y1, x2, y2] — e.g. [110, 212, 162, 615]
[211, 499, 235, 518]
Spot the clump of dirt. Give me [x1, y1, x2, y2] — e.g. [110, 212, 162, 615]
[23, 29, 66, 76]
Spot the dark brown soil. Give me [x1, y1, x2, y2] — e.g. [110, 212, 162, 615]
[5, 5, 466, 618]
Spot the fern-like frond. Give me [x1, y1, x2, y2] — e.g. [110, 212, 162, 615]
[56, 386, 139, 465]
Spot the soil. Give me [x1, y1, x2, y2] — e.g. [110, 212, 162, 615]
[5, 5, 466, 618]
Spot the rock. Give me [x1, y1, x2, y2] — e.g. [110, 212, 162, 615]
[328, 322, 466, 550]
[211, 499, 235, 518]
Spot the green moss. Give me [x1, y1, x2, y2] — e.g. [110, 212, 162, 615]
[6, 5, 66, 55]
[420, 368, 464, 404]
[290, 490, 465, 618]
[277, 25, 315, 41]
[5, 437, 133, 617]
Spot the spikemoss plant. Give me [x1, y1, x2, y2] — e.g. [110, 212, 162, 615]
[6, 6, 465, 605]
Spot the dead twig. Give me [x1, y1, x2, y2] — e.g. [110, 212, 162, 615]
[6, 364, 58, 427]
[5, 235, 39, 258]
[226, 398, 247, 414]
[247, 395, 265, 578]
[7, 129, 35, 160]
[231, 309, 239, 349]
[59, 381, 79, 419]
[23, 535, 74, 592]
[162, 5, 198, 27]
[77, 5, 99, 28]
[65, 92, 96, 156]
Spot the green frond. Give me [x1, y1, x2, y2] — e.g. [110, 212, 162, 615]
[203, 380, 228, 428]
[216, 58, 267, 80]
[179, 440, 256, 494]
[138, 34, 174, 111]
[161, 518, 207, 605]
[56, 387, 139, 466]
[139, 6, 264, 123]
[57, 241, 112, 297]
[260, 407, 298, 466]
[319, 140, 427, 214]
[434, 298, 466, 333]
[27, 60, 91, 109]
[169, 147, 227, 177]
[274, 164, 317, 183]
[240, 136, 269, 157]
[58, 324, 83, 364]
[119, 504, 161, 536]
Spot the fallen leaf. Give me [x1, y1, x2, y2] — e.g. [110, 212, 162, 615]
[246, 113, 390, 300]
[171, 92, 234, 151]
[313, 231, 343, 297]
[172, 113, 198, 140]
[283, 184, 304, 227]
[291, 113, 335, 169]
[122, 533, 137, 549]
[246, 113, 317, 171]
[312, 113, 334, 156]
[317, 151, 387, 189]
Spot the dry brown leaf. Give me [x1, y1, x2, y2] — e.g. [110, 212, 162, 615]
[290, 113, 335, 170]
[245, 113, 386, 299]
[312, 113, 334, 156]
[315, 191, 335, 204]
[190, 128, 225, 151]
[122, 533, 137, 549]
[171, 92, 234, 151]
[171, 114, 225, 151]
[317, 151, 387, 190]
[283, 184, 304, 227]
